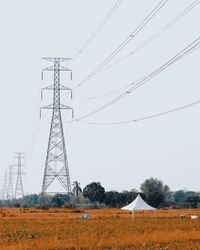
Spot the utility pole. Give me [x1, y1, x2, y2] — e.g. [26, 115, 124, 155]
[41, 57, 73, 196]
[7, 166, 14, 200]
[13, 152, 25, 199]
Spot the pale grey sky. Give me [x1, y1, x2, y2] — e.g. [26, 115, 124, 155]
[0, 0, 200, 194]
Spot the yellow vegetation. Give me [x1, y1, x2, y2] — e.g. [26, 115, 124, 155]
[0, 208, 200, 249]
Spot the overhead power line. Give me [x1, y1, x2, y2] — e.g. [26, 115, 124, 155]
[73, 0, 169, 90]
[106, 0, 200, 70]
[72, 37, 200, 121]
[73, 82, 133, 101]
[77, 100, 200, 125]
[73, 0, 124, 60]
[73, 0, 200, 101]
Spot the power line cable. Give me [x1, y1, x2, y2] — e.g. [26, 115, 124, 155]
[72, 37, 200, 121]
[73, 0, 200, 101]
[107, 0, 200, 68]
[73, 81, 136, 101]
[73, 0, 169, 90]
[73, 0, 124, 60]
[77, 100, 200, 125]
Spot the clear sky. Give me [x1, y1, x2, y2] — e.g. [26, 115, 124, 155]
[0, 0, 200, 195]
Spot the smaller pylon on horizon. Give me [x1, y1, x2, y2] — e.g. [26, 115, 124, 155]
[2, 170, 8, 200]
[13, 152, 25, 199]
[7, 166, 14, 200]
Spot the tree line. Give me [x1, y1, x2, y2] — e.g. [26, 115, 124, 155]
[0, 177, 200, 209]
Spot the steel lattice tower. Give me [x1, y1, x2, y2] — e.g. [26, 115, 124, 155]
[41, 57, 73, 195]
[7, 166, 14, 200]
[2, 170, 8, 200]
[14, 152, 25, 199]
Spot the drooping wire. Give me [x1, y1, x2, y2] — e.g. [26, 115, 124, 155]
[77, 100, 200, 125]
[73, 0, 200, 101]
[73, 0, 169, 90]
[73, 0, 124, 61]
[25, 86, 43, 169]
[73, 82, 132, 101]
[106, 0, 200, 70]
[72, 37, 200, 121]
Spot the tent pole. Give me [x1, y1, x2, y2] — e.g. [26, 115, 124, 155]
[132, 210, 135, 221]
[154, 210, 156, 223]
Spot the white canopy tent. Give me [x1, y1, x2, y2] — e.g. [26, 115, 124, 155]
[121, 194, 156, 220]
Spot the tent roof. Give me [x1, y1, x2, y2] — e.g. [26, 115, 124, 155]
[121, 194, 156, 211]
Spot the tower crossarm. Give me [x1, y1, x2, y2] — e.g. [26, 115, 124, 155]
[42, 57, 72, 62]
[42, 66, 71, 72]
[42, 85, 72, 91]
[40, 104, 73, 110]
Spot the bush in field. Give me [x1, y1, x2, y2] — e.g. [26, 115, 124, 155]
[51, 194, 65, 208]
[23, 194, 40, 207]
[140, 177, 171, 208]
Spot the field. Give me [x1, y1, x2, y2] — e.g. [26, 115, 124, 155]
[0, 208, 200, 249]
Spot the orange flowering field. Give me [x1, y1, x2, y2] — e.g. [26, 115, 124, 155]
[0, 208, 200, 249]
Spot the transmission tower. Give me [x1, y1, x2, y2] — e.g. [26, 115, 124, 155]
[2, 170, 8, 200]
[13, 152, 25, 199]
[41, 57, 73, 196]
[7, 166, 14, 200]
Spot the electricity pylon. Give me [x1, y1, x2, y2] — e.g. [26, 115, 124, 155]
[2, 170, 8, 200]
[7, 166, 14, 200]
[41, 57, 73, 196]
[14, 152, 25, 199]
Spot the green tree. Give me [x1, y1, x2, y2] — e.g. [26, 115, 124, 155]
[51, 194, 65, 208]
[104, 190, 139, 208]
[115, 193, 128, 207]
[140, 177, 170, 208]
[122, 190, 138, 205]
[23, 194, 40, 207]
[83, 182, 105, 204]
[173, 190, 186, 203]
[104, 191, 118, 207]
[50, 194, 70, 208]
[185, 195, 200, 208]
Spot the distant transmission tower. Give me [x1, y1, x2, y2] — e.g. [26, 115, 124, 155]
[41, 57, 73, 195]
[7, 166, 14, 200]
[14, 152, 25, 199]
[2, 170, 8, 200]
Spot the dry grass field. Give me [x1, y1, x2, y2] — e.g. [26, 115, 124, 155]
[0, 208, 200, 249]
